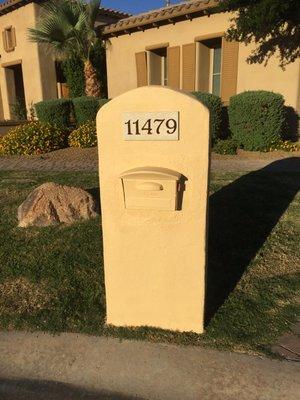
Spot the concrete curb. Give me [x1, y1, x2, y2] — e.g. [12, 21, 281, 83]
[0, 331, 299, 400]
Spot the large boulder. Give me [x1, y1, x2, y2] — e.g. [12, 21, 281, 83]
[18, 182, 99, 228]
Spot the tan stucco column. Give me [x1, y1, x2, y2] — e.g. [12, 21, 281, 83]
[97, 86, 210, 333]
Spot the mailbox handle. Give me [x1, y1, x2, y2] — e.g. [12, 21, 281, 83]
[136, 182, 163, 191]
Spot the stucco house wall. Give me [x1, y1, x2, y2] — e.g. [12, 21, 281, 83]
[0, 0, 129, 120]
[0, 2, 57, 119]
[105, 11, 300, 113]
[237, 42, 300, 113]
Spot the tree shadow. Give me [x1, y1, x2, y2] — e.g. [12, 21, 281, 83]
[205, 158, 300, 325]
[283, 106, 299, 141]
[0, 377, 146, 400]
[220, 105, 230, 139]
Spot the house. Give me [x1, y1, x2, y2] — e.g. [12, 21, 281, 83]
[0, 0, 129, 120]
[103, 0, 300, 114]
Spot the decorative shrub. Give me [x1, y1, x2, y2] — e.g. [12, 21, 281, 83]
[0, 122, 67, 155]
[213, 138, 238, 155]
[266, 139, 299, 152]
[192, 92, 222, 142]
[229, 91, 285, 151]
[35, 99, 72, 129]
[68, 120, 97, 148]
[11, 98, 27, 121]
[72, 97, 110, 125]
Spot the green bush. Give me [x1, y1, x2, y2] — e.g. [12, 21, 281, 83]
[192, 92, 222, 142]
[90, 41, 108, 98]
[213, 138, 238, 155]
[0, 122, 67, 155]
[73, 97, 110, 125]
[35, 99, 72, 129]
[229, 91, 285, 151]
[62, 43, 108, 98]
[62, 56, 85, 98]
[11, 98, 27, 121]
[68, 120, 97, 148]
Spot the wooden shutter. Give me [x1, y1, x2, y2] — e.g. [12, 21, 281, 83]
[221, 38, 239, 104]
[148, 51, 162, 85]
[182, 43, 196, 91]
[2, 31, 8, 52]
[167, 46, 180, 89]
[197, 42, 210, 92]
[135, 51, 148, 87]
[2, 27, 16, 52]
[12, 27, 16, 48]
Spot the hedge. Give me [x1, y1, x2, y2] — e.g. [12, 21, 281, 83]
[73, 97, 110, 125]
[228, 91, 285, 151]
[192, 92, 222, 143]
[35, 99, 72, 129]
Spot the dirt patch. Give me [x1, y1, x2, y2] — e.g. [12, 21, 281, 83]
[0, 277, 55, 315]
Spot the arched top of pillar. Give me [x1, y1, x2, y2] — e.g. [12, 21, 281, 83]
[97, 86, 209, 118]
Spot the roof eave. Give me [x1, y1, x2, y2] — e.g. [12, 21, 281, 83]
[0, 0, 130, 19]
[0, 0, 41, 16]
[103, 0, 219, 38]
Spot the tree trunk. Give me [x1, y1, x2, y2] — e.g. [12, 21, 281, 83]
[84, 59, 101, 97]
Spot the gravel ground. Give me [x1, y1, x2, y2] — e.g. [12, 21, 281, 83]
[0, 147, 299, 172]
[0, 148, 99, 171]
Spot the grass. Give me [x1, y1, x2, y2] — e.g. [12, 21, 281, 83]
[0, 169, 299, 357]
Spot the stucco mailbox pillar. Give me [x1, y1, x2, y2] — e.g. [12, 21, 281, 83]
[97, 86, 210, 333]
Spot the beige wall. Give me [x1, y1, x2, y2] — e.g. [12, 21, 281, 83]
[237, 43, 300, 111]
[106, 12, 300, 112]
[0, 2, 57, 119]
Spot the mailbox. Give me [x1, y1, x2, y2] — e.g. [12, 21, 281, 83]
[97, 86, 210, 334]
[120, 167, 181, 211]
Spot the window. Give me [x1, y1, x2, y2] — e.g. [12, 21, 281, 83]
[197, 37, 222, 96]
[148, 47, 168, 86]
[2, 26, 16, 52]
[211, 46, 221, 95]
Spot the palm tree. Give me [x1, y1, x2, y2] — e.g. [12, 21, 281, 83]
[28, 0, 102, 97]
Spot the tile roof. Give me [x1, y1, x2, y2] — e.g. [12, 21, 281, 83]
[0, 0, 130, 19]
[103, 0, 219, 37]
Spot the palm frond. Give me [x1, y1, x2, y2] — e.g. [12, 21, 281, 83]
[27, 0, 99, 60]
[86, 0, 101, 29]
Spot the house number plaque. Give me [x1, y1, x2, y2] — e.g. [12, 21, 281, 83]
[123, 112, 179, 141]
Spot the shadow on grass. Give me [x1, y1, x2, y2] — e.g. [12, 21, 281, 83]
[205, 157, 300, 326]
[0, 378, 146, 400]
[86, 186, 101, 214]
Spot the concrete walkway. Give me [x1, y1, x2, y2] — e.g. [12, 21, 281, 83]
[0, 331, 299, 400]
[0, 147, 300, 172]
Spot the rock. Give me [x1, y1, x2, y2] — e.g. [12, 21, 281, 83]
[18, 182, 99, 228]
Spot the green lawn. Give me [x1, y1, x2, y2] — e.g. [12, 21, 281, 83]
[0, 169, 299, 356]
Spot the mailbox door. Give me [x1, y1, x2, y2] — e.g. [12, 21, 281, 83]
[120, 167, 181, 210]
